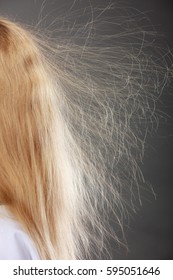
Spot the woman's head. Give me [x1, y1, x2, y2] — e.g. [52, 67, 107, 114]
[0, 18, 75, 259]
[0, 18, 42, 205]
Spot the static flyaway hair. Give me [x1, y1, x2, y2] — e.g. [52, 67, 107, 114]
[0, 5, 171, 259]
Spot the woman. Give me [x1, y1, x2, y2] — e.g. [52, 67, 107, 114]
[0, 9, 170, 259]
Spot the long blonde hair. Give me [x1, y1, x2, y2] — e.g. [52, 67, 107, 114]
[0, 6, 170, 259]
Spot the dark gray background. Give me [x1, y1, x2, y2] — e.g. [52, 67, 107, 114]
[0, 0, 172, 259]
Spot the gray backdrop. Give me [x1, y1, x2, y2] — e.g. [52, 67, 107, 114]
[0, 0, 172, 259]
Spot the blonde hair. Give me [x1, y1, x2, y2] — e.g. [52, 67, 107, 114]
[0, 7, 170, 259]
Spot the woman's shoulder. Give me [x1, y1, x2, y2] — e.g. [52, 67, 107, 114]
[0, 205, 40, 260]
